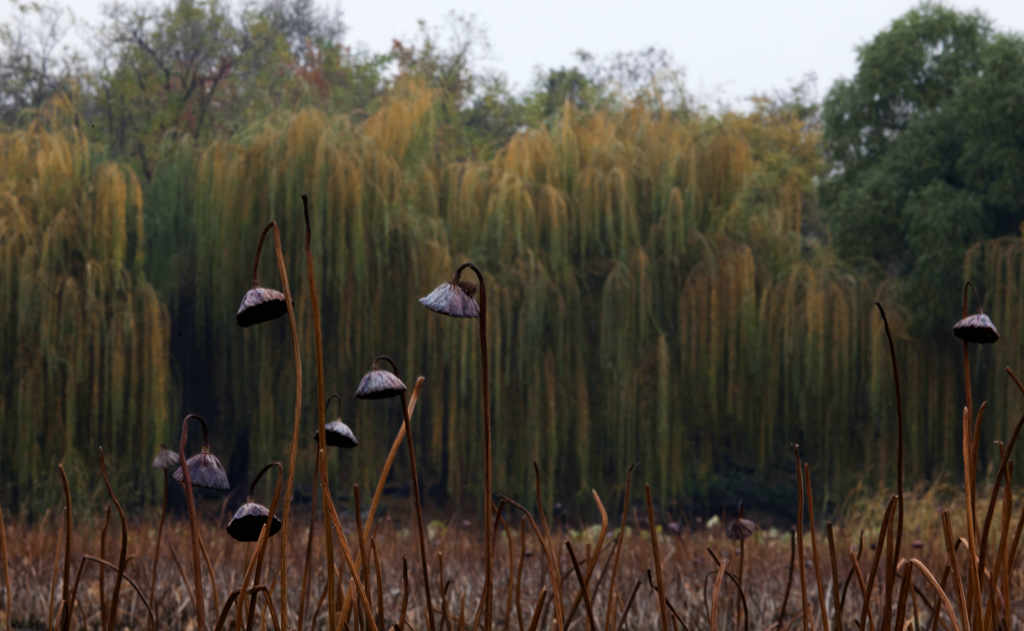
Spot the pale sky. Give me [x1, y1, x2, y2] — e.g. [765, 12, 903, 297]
[4, 0, 1024, 107]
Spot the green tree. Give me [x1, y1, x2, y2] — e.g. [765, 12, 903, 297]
[822, 3, 1024, 332]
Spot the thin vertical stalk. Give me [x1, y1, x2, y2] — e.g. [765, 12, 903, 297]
[875, 303, 904, 593]
[179, 413, 211, 631]
[99, 506, 109, 628]
[317, 448, 379, 631]
[645, 485, 669, 631]
[858, 496, 897, 631]
[455, 262, 493, 631]
[57, 464, 72, 631]
[803, 463, 829, 631]
[0, 496, 9, 631]
[149, 471, 169, 630]
[960, 284, 981, 547]
[398, 385, 436, 631]
[603, 465, 634, 631]
[296, 489, 316, 631]
[302, 196, 335, 631]
[564, 491, 608, 627]
[941, 511, 970, 626]
[776, 529, 795, 629]
[793, 446, 809, 631]
[365, 377, 425, 537]
[98, 448, 129, 631]
[235, 463, 283, 631]
[826, 523, 842, 630]
[565, 542, 597, 631]
[260, 219, 302, 630]
[353, 484, 369, 631]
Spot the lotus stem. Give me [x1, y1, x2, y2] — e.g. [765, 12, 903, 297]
[250, 219, 303, 629]
[302, 195, 335, 631]
[235, 462, 283, 631]
[178, 413, 211, 630]
[645, 485, 669, 631]
[398, 379, 436, 631]
[793, 446, 809, 631]
[0, 495, 10, 631]
[454, 261, 494, 631]
[149, 470, 169, 630]
[874, 303, 904, 590]
[366, 376, 425, 537]
[250, 222, 275, 287]
[802, 463, 829, 631]
[57, 464, 72, 631]
[98, 448, 129, 631]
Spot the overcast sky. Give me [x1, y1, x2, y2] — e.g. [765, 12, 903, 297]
[4, 0, 1023, 107]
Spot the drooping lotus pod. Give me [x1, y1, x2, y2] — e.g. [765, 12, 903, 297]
[953, 312, 999, 344]
[173, 447, 230, 492]
[226, 502, 282, 542]
[321, 419, 359, 448]
[236, 286, 288, 327]
[152, 445, 180, 471]
[726, 517, 757, 541]
[355, 366, 407, 400]
[419, 280, 479, 318]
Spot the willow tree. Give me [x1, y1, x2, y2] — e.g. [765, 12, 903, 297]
[0, 98, 171, 512]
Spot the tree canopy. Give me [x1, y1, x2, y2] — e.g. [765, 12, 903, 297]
[822, 3, 1024, 333]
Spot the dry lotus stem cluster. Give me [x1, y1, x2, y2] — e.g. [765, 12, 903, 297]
[7, 194, 1024, 631]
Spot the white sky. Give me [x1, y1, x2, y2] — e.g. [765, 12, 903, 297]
[4, 0, 1024, 107]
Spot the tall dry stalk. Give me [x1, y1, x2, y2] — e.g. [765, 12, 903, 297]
[420, 261, 493, 630]
[149, 471, 170, 630]
[301, 194, 337, 631]
[178, 413, 212, 631]
[98, 448, 129, 631]
[0, 497, 9, 631]
[645, 484, 669, 631]
[57, 464, 72, 631]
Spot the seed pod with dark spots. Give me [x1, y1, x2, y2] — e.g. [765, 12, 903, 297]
[236, 286, 288, 327]
[226, 502, 282, 542]
[173, 448, 230, 492]
[419, 281, 480, 318]
[953, 312, 999, 344]
[355, 369, 406, 400]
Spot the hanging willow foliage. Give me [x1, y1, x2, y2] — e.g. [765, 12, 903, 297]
[4, 85, 1020, 515]
[0, 98, 171, 513]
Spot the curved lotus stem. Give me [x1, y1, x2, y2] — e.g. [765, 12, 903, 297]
[178, 413, 210, 631]
[248, 462, 282, 501]
[250, 222, 275, 288]
[149, 468, 169, 631]
[248, 219, 305, 627]
[874, 303, 903, 630]
[325, 393, 342, 418]
[242, 462, 283, 630]
[372, 355, 399, 373]
[363, 357, 435, 631]
[302, 195, 336, 630]
[455, 261, 493, 631]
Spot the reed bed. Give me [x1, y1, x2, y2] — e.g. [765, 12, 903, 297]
[1, 480, 1023, 631]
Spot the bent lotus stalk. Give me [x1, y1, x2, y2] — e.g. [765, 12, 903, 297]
[239, 219, 303, 625]
[302, 194, 337, 631]
[356, 356, 435, 631]
[419, 261, 493, 631]
[176, 413, 221, 631]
